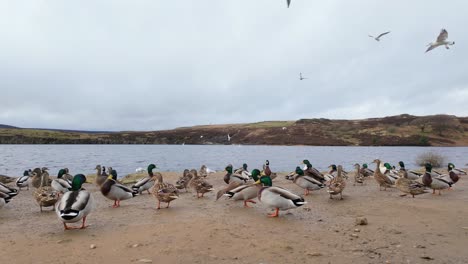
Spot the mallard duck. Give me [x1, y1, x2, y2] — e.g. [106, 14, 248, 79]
[190, 170, 214, 198]
[131, 164, 157, 194]
[397, 161, 422, 180]
[422, 163, 452, 195]
[371, 159, 395, 191]
[51, 169, 72, 196]
[0, 182, 18, 203]
[302, 160, 326, 183]
[360, 164, 374, 177]
[258, 186, 306, 217]
[327, 165, 346, 200]
[447, 163, 466, 175]
[224, 164, 248, 185]
[285, 167, 324, 196]
[353, 164, 365, 186]
[62, 168, 74, 182]
[220, 169, 264, 207]
[16, 170, 31, 190]
[234, 163, 252, 179]
[150, 172, 179, 209]
[100, 169, 137, 208]
[31, 167, 50, 188]
[94, 165, 107, 187]
[395, 170, 427, 198]
[33, 171, 59, 212]
[261, 160, 278, 180]
[55, 174, 94, 230]
[175, 169, 193, 192]
[435, 163, 462, 189]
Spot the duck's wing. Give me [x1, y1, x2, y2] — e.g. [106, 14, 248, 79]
[437, 29, 448, 42]
[266, 186, 302, 201]
[114, 182, 135, 193]
[132, 176, 151, 188]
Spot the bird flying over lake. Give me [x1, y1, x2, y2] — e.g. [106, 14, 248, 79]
[287, 0, 291, 8]
[368, 31, 391, 41]
[426, 29, 455, 53]
[299, 72, 307, 80]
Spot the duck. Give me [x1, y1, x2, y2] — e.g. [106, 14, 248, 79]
[131, 164, 157, 194]
[94, 165, 108, 187]
[55, 174, 94, 230]
[302, 160, 326, 183]
[32, 171, 59, 212]
[422, 163, 452, 195]
[353, 164, 365, 186]
[62, 168, 74, 182]
[383, 163, 399, 183]
[224, 164, 248, 185]
[262, 160, 278, 180]
[189, 170, 214, 198]
[327, 165, 346, 200]
[0, 191, 9, 209]
[31, 167, 51, 188]
[395, 170, 427, 198]
[100, 169, 137, 208]
[175, 169, 193, 192]
[426, 29, 455, 53]
[258, 186, 306, 217]
[234, 163, 252, 179]
[150, 172, 179, 209]
[16, 170, 31, 190]
[51, 169, 72, 197]
[285, 167, 324, 196]
[221, 169, 264, 207]
[371, 159, 395, 191]
[436, 163, 463, 189]
[397, 161, 422, 180]
[447, 163, 467, 176]
[0, 182, 19, 203]
[360, 164, 374, 177]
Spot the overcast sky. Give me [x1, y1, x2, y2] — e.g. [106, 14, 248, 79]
[1, 0, 467, 131]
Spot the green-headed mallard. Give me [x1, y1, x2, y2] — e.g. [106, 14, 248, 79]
[327, 165, 346, 200]
[395, 170, 427, 198]
[302, 160, 326, 183]
[51, 169, 72, 196]
[371, 159, 395, 191]
[221, 169, 264, 207]
[234, 163, 252, 179]
[224, 164, 248, 185]
[94, 165, 107, 187]
[285, 167, 324, 196]
[16, 170, 31, 190]
[190, 170, 214, 198]
[175, 169, 193, 192]
[100, 169, 137, 208]
[422, 163, 451, 195]
[353, 164, 365, 186]
[258, 186, 306, 217]
[55, 174, 94, 230]
[360, 163, 374, 177]
[447, 163, 466, 176]
[131, 164, 157, 194]
[33, 171, 58, 212]
[150, 172, 179, 209]
[397, 161, 422, 180]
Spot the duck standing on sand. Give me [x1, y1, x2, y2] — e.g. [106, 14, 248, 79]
[422, 163, 451, 195]
[150, 171, 179, 209]
[33, 170, 58, 212]
[16, 170, 31, 190]
[51, 169, 72, 197]
[175, 169, 193, 192]
[302, 160, 326, 183]
[327, 165, 346, 200]
[397, 161, 422, 180]
[224, 164, 248, 185]
[353, 164, 365, 186]
[132, 164, 157, 194]
[371, 159, 394, 191]
[360, 164, 374, 177]
[285, 167, 324, 196]
[101, 170, 138, 208]
[55, 174, 94, 230]
[258, 185, 306, 218]
[221, 169, 265, 207]
[190, 170, 214, 198]
[395, 170, 427, 198]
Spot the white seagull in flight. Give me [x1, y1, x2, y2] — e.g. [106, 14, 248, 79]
[368, 31, 391, 41]
[426, 29, 455, 53]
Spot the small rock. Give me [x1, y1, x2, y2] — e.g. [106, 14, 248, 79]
[392, 230, 402, 235]
[396, 244, 402, 248]
[355, 217, 368, 226]
[317, 219, 323, 222]
[90, 244, 97, 249]
[307, 252, 323, 257]
[351, 234, 359, 238]
[132, 244, 140, 248]
[420, 256, 434, 261]
[334, 229, 340, 233]
[354, 229, 360, 232]
[138, 259, 153, 263]
[285, 245, 294, 251]
[415, 245, 426, 249]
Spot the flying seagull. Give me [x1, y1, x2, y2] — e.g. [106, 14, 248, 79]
[426, 29, 455, 53]
[287, 0, 291, 8]
[299, 72, 307, 80]
[368, 31, 391, 41]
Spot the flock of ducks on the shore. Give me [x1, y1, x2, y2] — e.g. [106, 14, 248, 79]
[0, 159, 466, 230]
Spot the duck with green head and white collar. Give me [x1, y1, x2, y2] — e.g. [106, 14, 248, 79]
[220, 169, 265, 208]
[101, 169, 138, 208]
[302, 160, 326, 183]
[422, 163, 452, 195]
[224, 164, 248, 185]
[51, 169, 72, 197]
[131, 164, 157, 194]
[258, 185, 306, 217]
[285, 167, 324, 196]
[55, 174, 94, 230]
[397, 161, 422, 180]
[360, 163, 374, 177]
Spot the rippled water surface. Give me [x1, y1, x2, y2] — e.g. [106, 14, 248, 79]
[0, 145, 467, 177]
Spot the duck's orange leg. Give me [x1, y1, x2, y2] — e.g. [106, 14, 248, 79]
[268, 208, 279, 217]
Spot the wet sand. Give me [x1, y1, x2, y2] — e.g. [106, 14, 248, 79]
[1, 171, 468, 264]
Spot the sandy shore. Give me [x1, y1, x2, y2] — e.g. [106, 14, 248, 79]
[1, 170, 468, 264]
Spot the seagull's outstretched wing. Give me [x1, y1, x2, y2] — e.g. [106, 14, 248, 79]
[287, 0, 291, 8]
[425, 44, 436, 53]
[368, 35, 375, 38]
[437, 29, 448, 42]
[377, 31, 391, 39]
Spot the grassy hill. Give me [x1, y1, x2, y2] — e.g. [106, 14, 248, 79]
[1, 114, 467, 146]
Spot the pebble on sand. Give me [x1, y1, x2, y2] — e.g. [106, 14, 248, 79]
[138, 259, 153, 263]
[355, 217, 368, 225]
[90, 244, 97, 249]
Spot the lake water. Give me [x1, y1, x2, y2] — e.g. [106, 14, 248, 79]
[0, 145, 467, 177]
